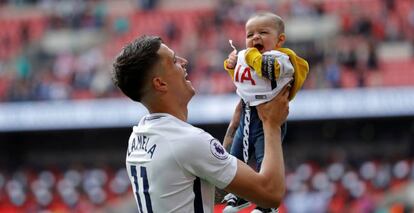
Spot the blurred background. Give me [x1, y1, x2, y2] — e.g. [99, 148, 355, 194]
[0, 0, 414, 212]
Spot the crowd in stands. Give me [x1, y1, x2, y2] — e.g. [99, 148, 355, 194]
[0, 166, 132, 212]
[281, 159, 414, 212]
[1, 158, 413, 212]
[0, 0, 413, 102]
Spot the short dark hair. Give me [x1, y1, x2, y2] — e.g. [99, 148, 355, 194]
[112, 35, 162, 102]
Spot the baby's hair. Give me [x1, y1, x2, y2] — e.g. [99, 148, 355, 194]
[248, 12, 285, 34]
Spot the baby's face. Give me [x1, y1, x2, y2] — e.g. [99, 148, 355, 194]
[245, 17, 281, 53]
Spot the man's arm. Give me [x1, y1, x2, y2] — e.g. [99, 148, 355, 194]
[223, 99, 242, 151]
[224, 85, 289, 208]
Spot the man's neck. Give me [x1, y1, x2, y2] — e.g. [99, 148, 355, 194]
[152, 109, 187, 122]
[145, 102, 188, 122]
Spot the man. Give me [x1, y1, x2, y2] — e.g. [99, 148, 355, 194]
[112, 35, 288, 213]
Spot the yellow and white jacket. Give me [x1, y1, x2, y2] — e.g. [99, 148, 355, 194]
[224, 48, 309, 106]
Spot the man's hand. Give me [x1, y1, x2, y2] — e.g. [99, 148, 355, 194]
[225, 50, 237, 69]
[256, 85, 290, 128]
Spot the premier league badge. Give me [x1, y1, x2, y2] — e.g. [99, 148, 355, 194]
[210, 139, 228, 160]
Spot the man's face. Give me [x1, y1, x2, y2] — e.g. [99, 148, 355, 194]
[157, 44, 195, 102]
[245, 17, 281, 53]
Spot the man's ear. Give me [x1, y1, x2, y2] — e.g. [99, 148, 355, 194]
[277, 33, 286, 48]
[152, 76, 168, 92]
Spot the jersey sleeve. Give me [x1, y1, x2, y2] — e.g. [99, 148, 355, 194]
[245, 47, 281, 82]
[277, 48, 309, 100]
[172, 132, 238, 189]
[244, 47, 309, 100]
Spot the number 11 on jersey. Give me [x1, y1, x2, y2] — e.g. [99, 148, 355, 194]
[131, 165, 153, 213]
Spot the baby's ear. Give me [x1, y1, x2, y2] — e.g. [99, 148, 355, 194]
[277, 33, 286, 47]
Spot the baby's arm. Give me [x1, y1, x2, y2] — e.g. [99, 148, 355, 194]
[244, 48, 282, 82]
[244, 48, 309, 100]
[224, 50, 238, 79]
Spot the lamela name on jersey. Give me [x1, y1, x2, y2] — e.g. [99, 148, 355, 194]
[127, 133, 157, 159]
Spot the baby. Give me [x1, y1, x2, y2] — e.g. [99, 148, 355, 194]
[222, 12, 309, 213]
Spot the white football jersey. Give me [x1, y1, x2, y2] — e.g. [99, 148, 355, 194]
[234, 49, 294, 106]
[126, 113, 237, 213]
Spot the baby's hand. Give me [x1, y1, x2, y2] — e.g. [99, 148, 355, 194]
[226, 50, 237, 69]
